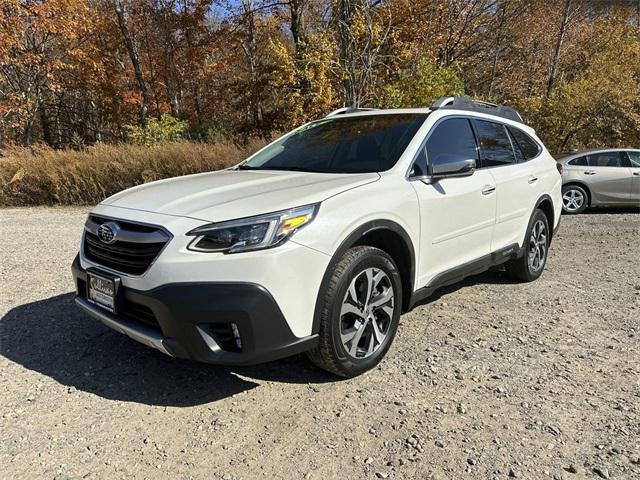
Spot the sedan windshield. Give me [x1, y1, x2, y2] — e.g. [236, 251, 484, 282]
[240, 114, 428, 173]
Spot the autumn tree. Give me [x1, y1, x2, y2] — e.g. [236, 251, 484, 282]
[0, 0, 96, 146]
[0, 0, 638, 150]
[516, 17, 640, 153]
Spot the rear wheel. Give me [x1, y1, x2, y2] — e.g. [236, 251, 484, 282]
[562, 185, 588, 214]
[307, 246, 402, 378]
[505, 209, 550, 282]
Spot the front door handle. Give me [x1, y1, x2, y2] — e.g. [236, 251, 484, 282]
[481, 185, 496, 195]
[633, 172, 640, 176]
[528, 176, 538, 184]
[584, 170, 597, 175]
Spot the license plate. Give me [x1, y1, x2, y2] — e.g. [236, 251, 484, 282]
[87, 272, 118, 313]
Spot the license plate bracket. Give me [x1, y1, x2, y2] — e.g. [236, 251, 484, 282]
[86, 269, 121, 314]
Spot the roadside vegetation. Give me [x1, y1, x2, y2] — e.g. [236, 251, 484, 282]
[0, 140, 264, 206]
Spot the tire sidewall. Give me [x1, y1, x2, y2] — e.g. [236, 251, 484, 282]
[562, 185, 588, 214]
[327, 249, 402, 376]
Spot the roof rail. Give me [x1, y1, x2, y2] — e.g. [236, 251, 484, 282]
[325, 107, 378, 118]
[430, 96, 524, 123]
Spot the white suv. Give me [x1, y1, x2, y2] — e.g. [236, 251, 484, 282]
[72, 97, 561, 377]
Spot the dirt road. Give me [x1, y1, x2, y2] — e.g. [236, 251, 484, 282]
[1, 207, 638, 480]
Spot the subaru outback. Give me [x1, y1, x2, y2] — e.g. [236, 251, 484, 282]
[72, 97, 562, 377]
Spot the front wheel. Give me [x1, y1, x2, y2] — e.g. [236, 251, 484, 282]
[307, 246, 402, 378]
[505, 209, 550, 282]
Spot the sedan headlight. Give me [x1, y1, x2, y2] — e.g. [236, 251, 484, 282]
[186, 204, 319, 253]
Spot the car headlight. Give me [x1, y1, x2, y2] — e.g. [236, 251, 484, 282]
[186, 204, 319, 253]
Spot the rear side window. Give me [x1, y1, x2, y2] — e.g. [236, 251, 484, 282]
[507, 129, 526, 163]
[473, 119, 516, 167]
[568, 156, 588, 166]
[425, 118, 478, 168]
[587, 152, 624, 167]
[508, 127, 541, 160]
[627, 151, 640, 167]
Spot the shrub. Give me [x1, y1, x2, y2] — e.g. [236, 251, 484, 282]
[0, 139, 266, 206]
[125, 114, 190, 146]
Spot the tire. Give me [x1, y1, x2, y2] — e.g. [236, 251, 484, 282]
[307, 246, 402, 378]
[562, 184, 588, 214]
[505, 209, 550, 282]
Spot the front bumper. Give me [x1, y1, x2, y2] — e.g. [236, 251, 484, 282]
[72, 255, 318, 365]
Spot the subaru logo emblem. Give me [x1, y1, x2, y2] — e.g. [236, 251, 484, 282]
[97, 222, 119, 244]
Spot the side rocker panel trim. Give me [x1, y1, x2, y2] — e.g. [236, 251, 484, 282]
[409, 243, 520, 308]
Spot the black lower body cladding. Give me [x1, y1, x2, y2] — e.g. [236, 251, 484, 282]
[71, 255, 318, 365]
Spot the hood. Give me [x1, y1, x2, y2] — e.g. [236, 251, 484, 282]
[102, 169, 379, 222]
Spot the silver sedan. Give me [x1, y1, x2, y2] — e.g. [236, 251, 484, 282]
[557, 149, 640, 213]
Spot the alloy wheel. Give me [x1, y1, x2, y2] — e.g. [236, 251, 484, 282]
[562, 188, 585, 212]
[528, 219, 547, 273]
[340, 267, 395, 359]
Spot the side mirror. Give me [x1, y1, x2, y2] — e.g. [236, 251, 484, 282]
[430, 154, 476, 181]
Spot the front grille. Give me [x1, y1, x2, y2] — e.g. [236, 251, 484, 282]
[83, 215, 169, 275]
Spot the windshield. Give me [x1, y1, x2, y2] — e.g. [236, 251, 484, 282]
[240, 114, 428, 173]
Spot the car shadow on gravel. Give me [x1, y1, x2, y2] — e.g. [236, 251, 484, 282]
[581, 206, 640, 215]
[0, 293, 337, 407]
[412, 268, 521, 308]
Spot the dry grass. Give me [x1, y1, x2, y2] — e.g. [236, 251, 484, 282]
[0, 140, 266, 206]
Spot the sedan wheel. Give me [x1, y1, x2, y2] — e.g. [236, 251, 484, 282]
[562, 187, 586, 213]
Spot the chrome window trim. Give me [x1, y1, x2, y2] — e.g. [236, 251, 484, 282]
[81, 214, 174, 278]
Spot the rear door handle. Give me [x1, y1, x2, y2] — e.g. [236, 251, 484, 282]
[528, 176, 538, 184]
[584, 170, 597, 175]
[633, 172, 640, 176]
[481, 185, 496, 195]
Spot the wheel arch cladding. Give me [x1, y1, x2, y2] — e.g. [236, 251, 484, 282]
[563, 181, 591, 205]
[535, 194, 555, 242]
[312, 220, 416, 334]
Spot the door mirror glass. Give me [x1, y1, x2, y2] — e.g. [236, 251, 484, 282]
[432, 154, 476, 179]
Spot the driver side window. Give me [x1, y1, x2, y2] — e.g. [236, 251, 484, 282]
[425, 118, 478, 173]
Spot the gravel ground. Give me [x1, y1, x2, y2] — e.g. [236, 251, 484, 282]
[1, 207, 639, 480]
